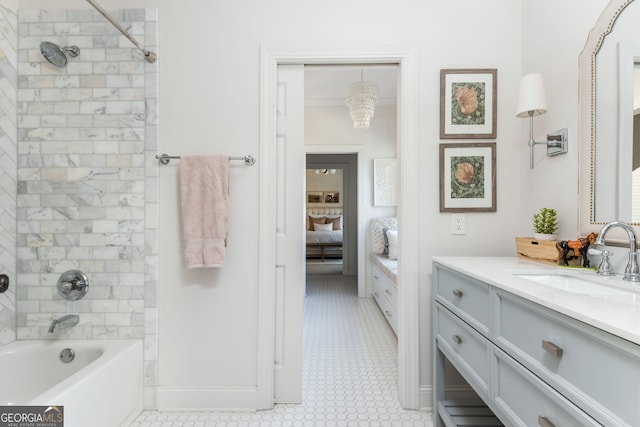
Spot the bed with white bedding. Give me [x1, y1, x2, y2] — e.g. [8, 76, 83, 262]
[306, 208, 343, 261]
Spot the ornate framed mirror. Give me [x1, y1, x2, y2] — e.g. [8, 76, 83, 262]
[579, 0, 640, 241]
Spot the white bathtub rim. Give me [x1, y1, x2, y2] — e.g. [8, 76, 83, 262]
[1, 339, 142, 405]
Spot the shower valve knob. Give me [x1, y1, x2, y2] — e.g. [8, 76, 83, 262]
[0, 274, 8, 293]
[57, 270, 89, 301]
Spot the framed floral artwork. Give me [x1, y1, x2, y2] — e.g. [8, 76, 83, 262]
[439, 142, 496, 212]
[440, 69, 497, 139]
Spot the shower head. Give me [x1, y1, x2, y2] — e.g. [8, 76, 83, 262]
[40, 41, 80, 68]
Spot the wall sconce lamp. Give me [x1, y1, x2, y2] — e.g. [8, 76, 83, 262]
[516, 73, 568, 169]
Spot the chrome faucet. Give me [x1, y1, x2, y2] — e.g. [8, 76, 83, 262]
[48, 314, 79, 333]
[595, 221, 640, 282]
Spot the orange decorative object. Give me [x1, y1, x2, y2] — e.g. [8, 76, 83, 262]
[555, 232, 599, 267]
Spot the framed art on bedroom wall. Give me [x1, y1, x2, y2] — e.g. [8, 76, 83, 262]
[373, 158, 397, 206]
[324, 191, 340, 204]
[307, 191, 323, 205]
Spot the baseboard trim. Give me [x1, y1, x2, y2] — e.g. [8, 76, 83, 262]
[419, 385, 433, 411]
[156, 386, 257, 411]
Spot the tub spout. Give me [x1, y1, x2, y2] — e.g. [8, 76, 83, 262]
[48, 314, 79, 333]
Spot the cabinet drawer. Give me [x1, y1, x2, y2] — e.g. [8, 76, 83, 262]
[435, 264, 490, 336]
[372, 273, 397, 334]
[435, 303, 490, 396]
[372, 266, 397, 310]
[372, 274, 385, 300]
[381, 302, 397, 334]
[496, 290, 640, 426]
[373, 291, 397, 334]
[492, 346, 601, 427]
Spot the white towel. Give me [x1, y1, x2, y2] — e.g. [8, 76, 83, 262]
[179, 155, 229, 268]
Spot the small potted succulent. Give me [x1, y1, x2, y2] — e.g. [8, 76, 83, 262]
[533, 207, 559, 240]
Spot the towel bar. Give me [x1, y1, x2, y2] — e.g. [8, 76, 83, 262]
[155, 153, 256, 166]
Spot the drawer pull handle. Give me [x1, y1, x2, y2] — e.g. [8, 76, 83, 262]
[538, 416, 556, 427]
[385, 289, 392, 296]
[452, 335, 462, 345]
[453, 290, 463, 297]
[385, 310, 393, 318]
[542, 340, 563, 358]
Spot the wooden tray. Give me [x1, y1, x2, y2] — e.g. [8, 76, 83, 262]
[515, 237, 559, 265]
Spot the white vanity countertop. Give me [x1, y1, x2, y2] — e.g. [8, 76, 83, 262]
[433, 256, 640, 346]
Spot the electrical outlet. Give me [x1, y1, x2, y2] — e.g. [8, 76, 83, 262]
[451, 214, 466, 235]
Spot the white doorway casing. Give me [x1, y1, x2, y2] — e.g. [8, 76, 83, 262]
[258, 46, 420, 410]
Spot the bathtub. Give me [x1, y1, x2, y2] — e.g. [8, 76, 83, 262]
[1, 339, 143, 427]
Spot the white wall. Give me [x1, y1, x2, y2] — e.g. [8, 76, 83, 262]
[519, 0, 609, 238]
[14, 0, 617, 412]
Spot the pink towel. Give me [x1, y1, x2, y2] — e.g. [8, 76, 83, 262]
[180, 155, 229, 268]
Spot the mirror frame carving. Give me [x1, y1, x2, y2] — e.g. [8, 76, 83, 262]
[579, 0, 637, 240]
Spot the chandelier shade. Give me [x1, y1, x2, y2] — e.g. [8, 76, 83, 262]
[346, 75, 379, 129]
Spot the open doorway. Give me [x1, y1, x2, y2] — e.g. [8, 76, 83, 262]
[257, 46, 421, 411]
[304, 64, 398, 295]
[305, 154, 357, 277]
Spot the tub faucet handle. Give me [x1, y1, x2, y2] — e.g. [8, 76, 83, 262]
[57, 270, 89, 301]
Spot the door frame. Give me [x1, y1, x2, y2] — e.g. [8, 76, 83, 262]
[257, 45, 420, 410]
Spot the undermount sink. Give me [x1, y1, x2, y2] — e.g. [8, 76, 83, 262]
[512, 271, 636, 296]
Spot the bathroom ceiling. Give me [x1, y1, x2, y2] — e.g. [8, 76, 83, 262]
[304, 64, 398, 106]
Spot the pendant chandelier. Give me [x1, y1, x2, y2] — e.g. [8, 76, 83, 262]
[345, 71, 379, 129]
[314, 168, 337, 175]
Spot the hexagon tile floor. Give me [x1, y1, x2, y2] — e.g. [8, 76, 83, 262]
[130, 274, 433, 426]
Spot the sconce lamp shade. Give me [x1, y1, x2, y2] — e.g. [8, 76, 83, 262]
[516, 73, 548, 118]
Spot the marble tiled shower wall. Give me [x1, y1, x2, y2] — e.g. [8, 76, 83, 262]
[0, 4, 17, 346]
[15, 8, 159, 396]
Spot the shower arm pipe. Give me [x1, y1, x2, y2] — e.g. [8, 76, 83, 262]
[85, 0, 157, 63]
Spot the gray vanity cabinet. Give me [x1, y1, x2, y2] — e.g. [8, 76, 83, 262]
[434, 262, 640, 427]
[495, 290, 640, 426]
